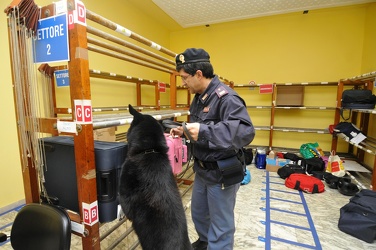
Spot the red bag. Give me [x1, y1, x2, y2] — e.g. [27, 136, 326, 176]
[285, 173, 325, 194]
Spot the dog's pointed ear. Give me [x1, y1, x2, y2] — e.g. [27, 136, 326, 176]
[129, 104, 137, 116]
[129, 104, 142, 119]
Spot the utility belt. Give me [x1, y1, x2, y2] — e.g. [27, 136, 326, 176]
[197, 159, 219, 170]
[196, 150, 246, 188]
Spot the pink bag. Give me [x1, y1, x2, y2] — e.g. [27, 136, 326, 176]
[164, 134, 187, 174]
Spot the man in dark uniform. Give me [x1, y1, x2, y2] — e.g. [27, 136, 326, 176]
[170, 48, 255, 250]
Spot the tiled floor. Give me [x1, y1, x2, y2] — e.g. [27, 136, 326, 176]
[1, 164, 375, 249]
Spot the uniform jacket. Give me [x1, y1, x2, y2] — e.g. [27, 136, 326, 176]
[189, 76, 255, 184]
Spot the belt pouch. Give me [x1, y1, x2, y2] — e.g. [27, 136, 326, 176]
[217, 156, 245, 187]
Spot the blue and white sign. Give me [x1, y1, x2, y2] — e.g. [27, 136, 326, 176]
[33, 13, 69, 63]
[55, 69, 70, 87]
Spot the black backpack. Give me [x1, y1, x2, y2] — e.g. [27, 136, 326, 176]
[341, 89, 376, 109]
[282, 152, 325, 174]
[277, 164, 305, 179]
[304, 157, 325, 174]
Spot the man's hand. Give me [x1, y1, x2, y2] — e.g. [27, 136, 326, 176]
[170, 122, 200, 142]
[183, 122, 200, 141]
[170, 126, 184, 137]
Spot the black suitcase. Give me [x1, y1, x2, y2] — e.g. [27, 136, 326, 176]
[41, 136, 127, 223]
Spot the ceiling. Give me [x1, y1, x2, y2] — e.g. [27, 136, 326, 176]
[128, 0, 375, 29]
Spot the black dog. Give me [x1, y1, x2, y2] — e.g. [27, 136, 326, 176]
[119, 104, 192, 250]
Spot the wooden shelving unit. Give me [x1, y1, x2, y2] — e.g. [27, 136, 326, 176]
[233, 82, 337, 150]
[331, 71, 376, 190]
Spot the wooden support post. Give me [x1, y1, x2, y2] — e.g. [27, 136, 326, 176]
[67, 0, 100, 248]
[269, 83, 276, 150]
[331, 80, 343, 152]
[19, 157, 40, 204]
[137, 82, 142, 106]
[170, 72, 178, 109]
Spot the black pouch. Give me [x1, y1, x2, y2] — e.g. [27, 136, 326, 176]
[217, 155, 245, 188]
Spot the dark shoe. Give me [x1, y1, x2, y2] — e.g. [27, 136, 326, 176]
[323, 173, 340, 189]
[192, 239, 208, 250]
[338, 178, 359, 196]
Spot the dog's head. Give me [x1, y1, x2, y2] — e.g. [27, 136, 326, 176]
[127, 104, 168, 155]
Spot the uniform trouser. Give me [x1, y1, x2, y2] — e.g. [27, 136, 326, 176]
[191, 173, 240, 250]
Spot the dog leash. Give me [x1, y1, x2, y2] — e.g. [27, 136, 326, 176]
[161, 119, 196, 143]
[161, 119, 183, 129]
[182, 122, 196, 144]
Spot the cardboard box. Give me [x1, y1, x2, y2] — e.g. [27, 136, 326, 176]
[266, 158, 291, 172]
[276, 85, 304, 106]
[93, 127, 116, 142]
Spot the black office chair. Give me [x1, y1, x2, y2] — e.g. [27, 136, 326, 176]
[2, 203, 71, 250]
